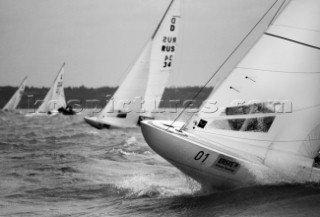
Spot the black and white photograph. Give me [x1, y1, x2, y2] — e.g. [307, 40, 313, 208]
[1, 0, 320, 216]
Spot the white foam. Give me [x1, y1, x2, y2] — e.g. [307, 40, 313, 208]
[115, 174, 199, 198]
[124, 136, 137, 147]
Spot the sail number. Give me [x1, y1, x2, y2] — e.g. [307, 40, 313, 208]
[163, 55, 173, 68]
[160, 16, 179, 69]
[194, 151, 210, 163]
[56, 81, 62, 94]
[170, 17, 176, 31]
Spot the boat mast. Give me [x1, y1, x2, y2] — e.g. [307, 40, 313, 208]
[268, 0, 290, 26]
[52, 62, 65, 84]
[20, 76, 28, 86]
[151, 0, 175, 39]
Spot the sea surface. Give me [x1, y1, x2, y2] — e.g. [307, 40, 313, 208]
[1, 111, 320, 217]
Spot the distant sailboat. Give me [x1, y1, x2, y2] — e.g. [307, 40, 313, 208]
[33, 63, 75, 115]
[141, 0, 320, 190]
[2, 76, 28, 112]
[84, 0, 181, 129]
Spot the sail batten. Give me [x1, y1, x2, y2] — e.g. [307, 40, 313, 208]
[235, 66, 320, 74]
[264, 32, 320, 50]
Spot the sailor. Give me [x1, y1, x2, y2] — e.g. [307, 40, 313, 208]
[137, 116, 145, 126]
[66, 105, 73, 111]
[58, 106, 64, 113]
[65, 105, 75, 115]
[313, 154, 320, 168]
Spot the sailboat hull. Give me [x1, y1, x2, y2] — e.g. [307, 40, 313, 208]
[141, 120, 263, 190]
[25, 111, 59, 117]
[84, 116, 110, 129]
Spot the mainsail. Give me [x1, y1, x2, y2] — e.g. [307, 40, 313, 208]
[141, 0, 320, 190]
[2, 76, 28, 111]
[36, 63, 67, 114]
[184, 0, 320, 172]
[97, 41, 152, 127]
[143, 0, 181, 118]
[93, 0, 181, 128]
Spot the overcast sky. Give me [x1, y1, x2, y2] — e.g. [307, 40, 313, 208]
[0, 0, 274, 87]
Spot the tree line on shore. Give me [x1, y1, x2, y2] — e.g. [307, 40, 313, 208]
[0, 85, 213, 109]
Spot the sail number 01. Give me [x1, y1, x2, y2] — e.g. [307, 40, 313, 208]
[194, 151, 210, 163]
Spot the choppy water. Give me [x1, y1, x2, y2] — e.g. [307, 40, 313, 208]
[1, 111, 320, 217]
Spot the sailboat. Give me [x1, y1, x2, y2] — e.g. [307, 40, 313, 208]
[84, 0, 181, 129]
[141, 0, 320, 190]
[2, 76, 28, 112]
[32, 63, 74, 115]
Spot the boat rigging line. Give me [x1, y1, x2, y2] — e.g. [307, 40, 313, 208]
[166, 0, 285, 131]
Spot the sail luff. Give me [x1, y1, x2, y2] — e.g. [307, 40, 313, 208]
[54, 62, 66, 85]
[18, 76, 28, 90]
[151, 0, 175, 40]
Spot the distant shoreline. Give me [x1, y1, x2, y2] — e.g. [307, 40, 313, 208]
[0, 86, 213, 109]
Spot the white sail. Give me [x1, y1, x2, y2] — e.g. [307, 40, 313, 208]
[36, 63, 67, 114]
[143, 0, 181, 118]
[141, 0, 320, 190]
[185, 0, 320, 173]
[88, 0, 181, 128]
[2, 76, 28, 111]
[97, 41, 152, 127]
